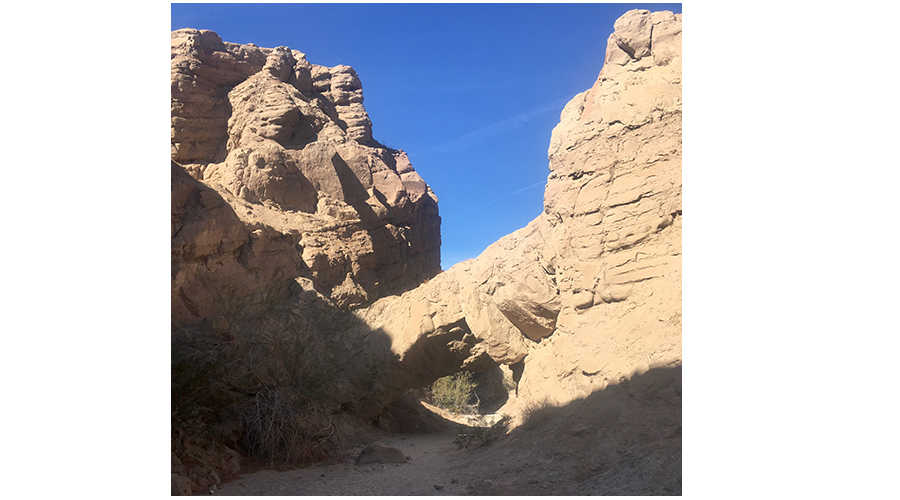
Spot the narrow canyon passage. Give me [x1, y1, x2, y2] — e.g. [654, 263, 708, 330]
[171, 8, 682, 495]
[216, 365, 681, 496]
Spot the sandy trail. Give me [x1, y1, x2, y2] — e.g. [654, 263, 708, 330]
[213, 366, 682, 496]
[216, 430, 479, 496]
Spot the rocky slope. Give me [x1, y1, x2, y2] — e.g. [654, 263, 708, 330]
[171, 28, 441, 327]
[171, 28, 444, 494]
[354, 8, 682, 417]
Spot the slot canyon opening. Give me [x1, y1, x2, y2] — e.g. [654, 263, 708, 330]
[395, 365, 516, 425]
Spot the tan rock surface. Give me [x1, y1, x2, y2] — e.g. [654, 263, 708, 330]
[523, 8, 682, 407]
[172, 9, 681, 494]
[354, 8, 682, 417]
[171, 159, 302, 327]
[171, 28, 441, 320]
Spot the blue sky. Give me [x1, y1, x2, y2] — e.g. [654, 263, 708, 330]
[172, 2, 683, 270]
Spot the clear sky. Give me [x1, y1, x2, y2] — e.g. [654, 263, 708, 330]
[171, 2, 683, 270]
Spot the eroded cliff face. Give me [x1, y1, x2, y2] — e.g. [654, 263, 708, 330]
[171, 29, 441, 326]
[520, 8, 682, 406]
[172, 10, 680, 494]
[355, 9, 682, 415]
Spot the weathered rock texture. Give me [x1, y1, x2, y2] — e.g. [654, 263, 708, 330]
[171, 29, 441, 326]
[354, 9, 682, 416]
[171, 9, 680, 493]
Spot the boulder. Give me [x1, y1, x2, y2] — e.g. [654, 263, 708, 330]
[354, 443, 408, 465]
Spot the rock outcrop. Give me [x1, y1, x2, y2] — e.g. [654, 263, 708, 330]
[354, 443, 408, 465]
[171, 29, 441, 326]
[171, 9, 680, 493]
[354, 9, 682, 416]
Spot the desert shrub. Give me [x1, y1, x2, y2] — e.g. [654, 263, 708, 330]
[454, 414, 511, 449]
[172, 272, 373, 470]
[258, 311, 349, 401]
[520, 396, 556, 429]
[171, 305, 344, 423]
[235, 387, 339, 466]
[172, 327, 245, 426]
[228, 306, 370, 467]
[431, 371, 478, 414]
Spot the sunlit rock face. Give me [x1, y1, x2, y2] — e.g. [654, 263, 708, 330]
[171, 12, 680, 493]
[171, 8, 681, 420]
[354, 9, 682, 417]
[171, 28, 441, 327]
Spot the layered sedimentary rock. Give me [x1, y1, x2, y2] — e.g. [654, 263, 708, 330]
[355, 9, 682, 415]
[171, 29, 441, 327]
[172, 10, 680, 493]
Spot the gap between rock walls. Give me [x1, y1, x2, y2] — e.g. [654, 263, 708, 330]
[171, 8, 682, 496]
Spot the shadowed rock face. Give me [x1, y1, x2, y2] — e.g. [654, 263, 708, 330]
[171, 29, 441, 324]
[354, 9, 682, 416]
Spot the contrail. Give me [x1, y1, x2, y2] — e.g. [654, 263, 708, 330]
[410, 95, 572, 156]
[472, 180, 547, 209]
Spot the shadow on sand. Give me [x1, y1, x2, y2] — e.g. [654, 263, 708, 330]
[454, 365, 682, 496]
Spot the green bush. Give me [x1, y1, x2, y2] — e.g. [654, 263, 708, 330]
[431, 371, 478, 414]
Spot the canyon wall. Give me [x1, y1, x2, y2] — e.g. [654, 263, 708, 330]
[171, 28, 441, 328]
[354, 9, 682, 415]
[171, 9, 681, 491]
[171, 9, 681, 416]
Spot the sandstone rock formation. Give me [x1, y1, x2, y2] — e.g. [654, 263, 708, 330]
[171, 28, 441, 325]
[171, 31, 444, 493]
[353, 8, 682, 416]
[171, 9, 681, 493]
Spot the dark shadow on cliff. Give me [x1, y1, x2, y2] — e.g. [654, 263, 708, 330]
[172, 286, 406, 494]
[172, 156, 449, 494]
[171, 160, 305, 328]
[173, 293, 680, 496]
[173, 160, 408, 494]
[461, 365, 682, 496]
[329, 151, 440, 297]
[172, 158, 678, 495]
